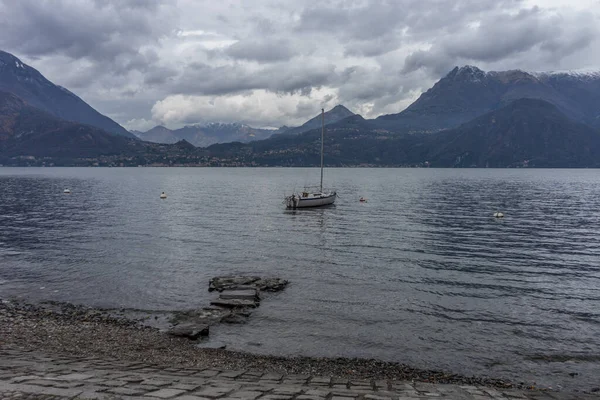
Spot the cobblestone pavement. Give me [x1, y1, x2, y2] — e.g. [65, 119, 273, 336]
[0, 348, 596, 400]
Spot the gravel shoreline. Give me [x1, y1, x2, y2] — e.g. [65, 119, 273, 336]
[0, 299, 521, 390]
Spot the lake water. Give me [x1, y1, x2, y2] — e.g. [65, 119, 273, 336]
[0, 167, 599, 391]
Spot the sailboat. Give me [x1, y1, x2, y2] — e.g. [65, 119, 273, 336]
[285, 108, 337, 209]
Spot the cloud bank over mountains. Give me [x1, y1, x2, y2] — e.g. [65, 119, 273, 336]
[1, 0, 598, 130]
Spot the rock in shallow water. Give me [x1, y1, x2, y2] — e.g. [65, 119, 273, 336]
[168, 323, 209, 340]
[209, 276, 288, 292]
[209, 276, 261, 292]
[219, 289, 259, 301]
[210, 299, 258, 308]
[255, 278, 289, 292]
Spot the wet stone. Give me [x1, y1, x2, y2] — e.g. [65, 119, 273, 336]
[106, 386, 148, 396]
[194, 386, 233, 398]
[170, 383, 201, 391]
[218, 290, 259, 301]
[228, 390, 263, 399]
[146, 388, 187, 398]
[210, 299, 258, 308]
[168, 323, 209, 340]
[142, 379, 173, 387]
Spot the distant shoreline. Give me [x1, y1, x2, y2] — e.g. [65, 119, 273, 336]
[1, 165, 600, 169]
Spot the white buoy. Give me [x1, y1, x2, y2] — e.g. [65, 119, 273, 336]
[160, 192, 167, 199]
[63, 189, 71, 194]
[493, 212, 504, 218]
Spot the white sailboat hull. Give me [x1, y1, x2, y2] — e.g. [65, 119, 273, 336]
[285, 108, 337, 210]
[286, 192, 336, 209]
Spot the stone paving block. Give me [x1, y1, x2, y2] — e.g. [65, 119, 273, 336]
[98, 379, 128, 387]
[272, 386, 304, 395]
[304, 389, 331, 397]
[242, 371, 264, 377]
[194, 386, 234, 398]
[350, 379, 372, 387]
[364, 394, 394, 400]
[106, 386, 149, 396]
[260, 373, 284, 381]
[77, 390, 118, 399]
[176, 396, 213, 400]
[194, 370, 221, 378]
[227, 390, 263, 399]
[259, 395, 294, 400]
[332, 384, 349, 389]
[204, 382, 241, 390]
[10, 375, 43, 383]
[502, 390, 528, 399]
[218, 370, 246, 379]
[331, 396, 356, 400]
[7, 383, 84, 398]
[142, 379, 173, 387]
[238, 384, 275, 392]
[282, 378, 308, 385]
[169, 383, 202, 391]
[26, 379, 84, 388]
[286, 374, 311, 380]
[119, 375, 146, 383]
[55, 372, 94, 381]
[146, 388, 187, 398]
[85, 377, 112, 384]
[374, 380, 389, 390]
[14, 379, 56, 387]
[309, 377, 331, 385]
[332, 377, 349, 385]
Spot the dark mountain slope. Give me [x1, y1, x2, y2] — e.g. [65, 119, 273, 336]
[425, 98, 600, 167]
[133, 122, 276, 147]
[277, 105, 356, 136]
[0, 91, 141, 158]
[135, 125, 179, 144]
[376, 66, 600, 132]
[0, 50, 135, 138]
[205, 99, 600, 167]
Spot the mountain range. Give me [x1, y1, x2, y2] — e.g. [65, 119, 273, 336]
[375, 65, 600, 132]
[0, 91, 142, 158]
[0, 50, 136, 139]
[1, 48, 600, 167]
[131, 104, 356, 146]
[131, 123, 277, 147]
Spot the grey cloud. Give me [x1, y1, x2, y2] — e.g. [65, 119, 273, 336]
[0, 0, 175, 66]
[171, 62, 337, 96]
[144, 66, 179, 86]
[224, 39, 296, 63]
[1, 0, 598, 128]
[403, 6, 599, 75]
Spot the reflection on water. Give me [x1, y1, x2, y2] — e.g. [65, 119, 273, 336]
[0, 167, 599, 391]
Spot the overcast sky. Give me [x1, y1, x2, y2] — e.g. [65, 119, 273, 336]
[1, 0, 599, 130]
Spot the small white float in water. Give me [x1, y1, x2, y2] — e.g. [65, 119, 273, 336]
[160, 191, 167, 199]
[63, 189, 71, 194]
[493, 212, 504, 218]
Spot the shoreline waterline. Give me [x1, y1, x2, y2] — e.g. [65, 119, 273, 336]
[0, 298, 527, 391]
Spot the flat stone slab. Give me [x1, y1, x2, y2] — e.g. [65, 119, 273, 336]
[209, 276, 288, 292]
[210, 299, 258, 308]
[147, 388, 187, 398]
[209, 276, 261, 292]
[219, 289, 259, 301]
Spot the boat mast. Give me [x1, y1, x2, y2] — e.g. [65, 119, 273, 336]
[320, 108, 324, 193]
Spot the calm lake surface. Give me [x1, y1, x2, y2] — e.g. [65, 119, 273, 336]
[1, 167, 599, 390]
